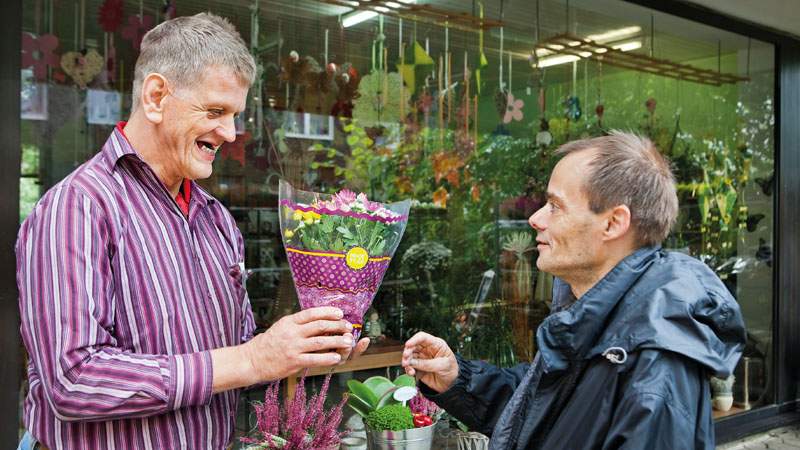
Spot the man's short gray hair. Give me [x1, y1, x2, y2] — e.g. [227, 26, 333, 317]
[131, 12, 256, 110]
[556, 131, 679, 246]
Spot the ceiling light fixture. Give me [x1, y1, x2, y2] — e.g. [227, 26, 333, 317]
[535, 39, 642, 68]
[340, 0, 416, 28]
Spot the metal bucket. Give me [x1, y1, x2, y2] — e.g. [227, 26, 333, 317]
[366, 424, 435, 450]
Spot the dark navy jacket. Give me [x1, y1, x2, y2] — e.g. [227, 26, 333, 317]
[424, 247, 746, 449]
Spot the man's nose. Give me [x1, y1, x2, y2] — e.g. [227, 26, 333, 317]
[529, 206, 546, 231]
[217, 116, 237, 143]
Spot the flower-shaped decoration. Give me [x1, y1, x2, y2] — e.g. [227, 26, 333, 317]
[98, 0, 124, 33]
[503, 93, 524, 124]
[21, 33, 60, 81]
[220, 132, 251, 167]
[121, 15, 155, 51]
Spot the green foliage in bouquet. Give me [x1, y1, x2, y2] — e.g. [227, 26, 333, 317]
[366, 404, 415, 431]
[282, 189, 404, 256]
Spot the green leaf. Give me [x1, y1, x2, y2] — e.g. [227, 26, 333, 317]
[376, 386, 401, 409]
[347, 380, 378, 409]
[393, 374, 416, 388]
[347, 135, 360, 147]
[347, 395, 374, 418]
[310, 162, 320, 169]
[363, 376, 395, 399]
[336, 226, 355, 239]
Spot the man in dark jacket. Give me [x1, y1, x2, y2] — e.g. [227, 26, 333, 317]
[402, 131, 746, 449]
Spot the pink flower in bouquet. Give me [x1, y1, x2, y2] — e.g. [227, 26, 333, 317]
[334, 189, 357, 206]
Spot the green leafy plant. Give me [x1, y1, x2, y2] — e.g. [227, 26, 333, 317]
[365, 404, 415, 431]
[346, 374, 416, 418]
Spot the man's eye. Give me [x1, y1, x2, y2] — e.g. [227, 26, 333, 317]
[549, 202, 558, 212]
[208, 110, 223, 118]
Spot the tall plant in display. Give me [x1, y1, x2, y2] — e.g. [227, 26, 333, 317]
[279, 180, 411, 341]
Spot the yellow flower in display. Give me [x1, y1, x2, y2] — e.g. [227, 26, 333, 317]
[285, 229, 295, 238]
[292, 210, 303, 221]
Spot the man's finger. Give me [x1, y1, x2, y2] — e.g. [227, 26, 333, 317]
[352, 337, 370, 358]
[297, 352, 342, 368]
[404, 331, 438, 349]
[300, 319, 352, 337]
[408, 356, 451, 374]
[292, 307, 343, 324]
[301, 335, 354, 352]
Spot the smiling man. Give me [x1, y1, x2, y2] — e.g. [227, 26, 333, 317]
[403, 132, 747, 449]
[16, 13, 367, 450]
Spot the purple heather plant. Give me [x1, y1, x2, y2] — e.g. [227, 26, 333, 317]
[241, 373, 348, 449]
[409, 393, 441, 418]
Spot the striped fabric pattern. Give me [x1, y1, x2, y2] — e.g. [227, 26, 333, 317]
[16, 128, 256, 449]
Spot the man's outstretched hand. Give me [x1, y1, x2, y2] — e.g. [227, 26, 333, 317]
[401, 332, 458, 393]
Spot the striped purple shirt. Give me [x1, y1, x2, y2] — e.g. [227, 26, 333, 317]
[16, 128, 256, 449]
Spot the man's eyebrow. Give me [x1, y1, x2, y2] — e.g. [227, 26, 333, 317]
[546, 192, 563, 204]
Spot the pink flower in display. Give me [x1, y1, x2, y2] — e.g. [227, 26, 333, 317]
[503, 93, 525, 124]
[121, 14, 154, 51]
[21, 33, 60, 81]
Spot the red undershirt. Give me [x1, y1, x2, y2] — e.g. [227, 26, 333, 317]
[116, 122, 191, 217]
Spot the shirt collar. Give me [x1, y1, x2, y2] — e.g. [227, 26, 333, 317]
[100, 123, 215, 207]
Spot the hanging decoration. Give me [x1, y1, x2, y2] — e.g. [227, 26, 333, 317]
[21, 33, 60, 81]
[564, 96, 581, 121]
[162, 0, 177, 21]
[98, 0, 124, 33]
[61, 49, 104, 88]
[121, 14, 155, 51]
[396, 41, 434, 94]
[352, 71, 409, 126]
[220, 131, 251, 167]
[331, 63, 361, 118]
[475, 2, 489, 94]
[535, 118, 552, 147]
[503, 93, 524, 124]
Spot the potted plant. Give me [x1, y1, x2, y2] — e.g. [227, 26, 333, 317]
[346, 374, 439, 449]
[241, 373, 346, 449]
[710, 375, 735, 412]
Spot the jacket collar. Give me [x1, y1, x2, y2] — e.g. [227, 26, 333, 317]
[536, 246, 660, 373]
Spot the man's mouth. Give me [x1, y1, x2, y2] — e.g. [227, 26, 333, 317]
[196, 140, 217, 156]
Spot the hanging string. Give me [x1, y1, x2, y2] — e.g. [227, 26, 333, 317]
[565, 0, 569, 34]
[499, 0, 505, 90]
[650, 14, 654, 58]
[746, 37, 752, 78]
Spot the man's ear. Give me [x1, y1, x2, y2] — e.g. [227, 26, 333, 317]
[140, 73, 169, 124]
[603, 204, 631, 241]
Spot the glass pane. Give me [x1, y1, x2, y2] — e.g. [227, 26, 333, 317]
[17, 0, 775, 444]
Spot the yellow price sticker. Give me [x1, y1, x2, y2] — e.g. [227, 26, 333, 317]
[345, 247, 369, 270]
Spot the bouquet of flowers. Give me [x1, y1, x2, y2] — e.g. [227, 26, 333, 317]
[279, 180, 411, 342]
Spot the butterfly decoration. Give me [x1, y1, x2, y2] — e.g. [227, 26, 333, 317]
[755, 238, 772, 268]
[754, 173, 774, 196]
[745, 213, 765, 233]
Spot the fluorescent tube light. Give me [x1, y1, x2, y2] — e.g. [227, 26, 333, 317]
[341, 0, 415, 28]
[342, 10, 378, 28]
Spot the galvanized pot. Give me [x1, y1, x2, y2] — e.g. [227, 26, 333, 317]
[365, 423, 435, 450]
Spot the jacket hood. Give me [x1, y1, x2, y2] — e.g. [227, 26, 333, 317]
[536, 247, 746, 378]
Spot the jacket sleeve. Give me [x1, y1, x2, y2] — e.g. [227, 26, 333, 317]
[16, 186, 213, 423]
[420, 354, 530, 436]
